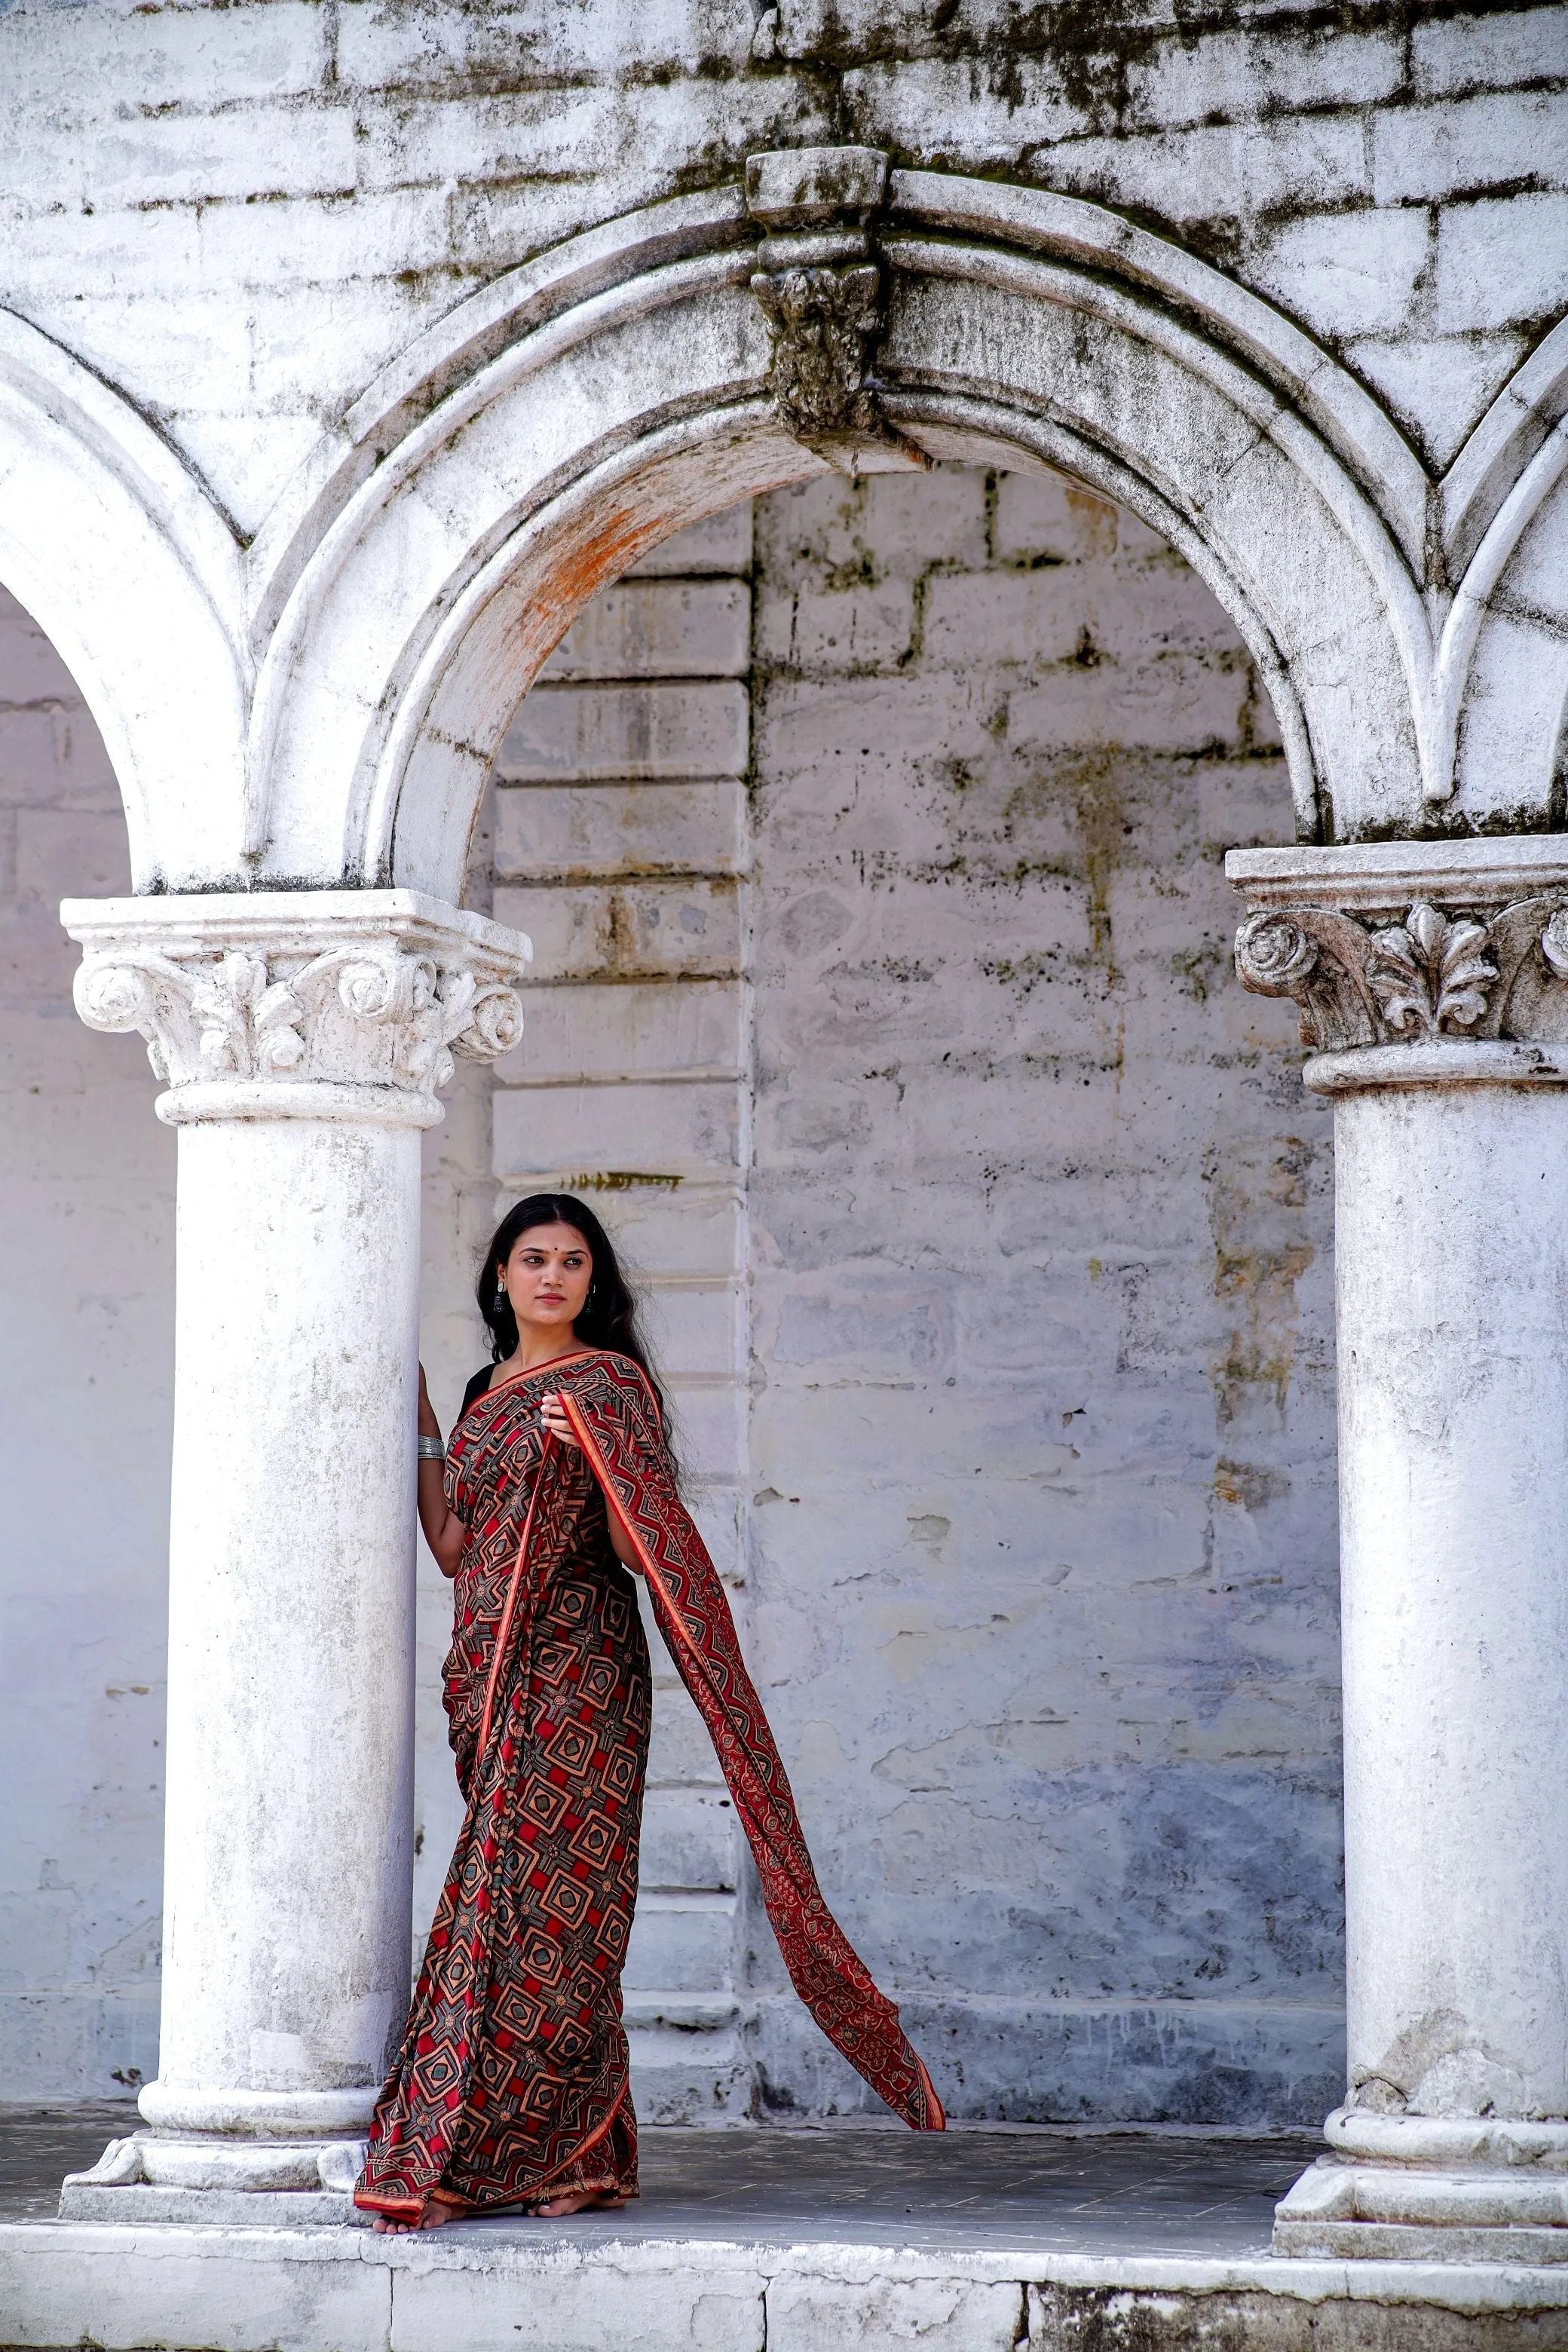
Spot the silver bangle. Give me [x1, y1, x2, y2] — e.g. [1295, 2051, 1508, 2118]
[417, 1435, 446, 1462]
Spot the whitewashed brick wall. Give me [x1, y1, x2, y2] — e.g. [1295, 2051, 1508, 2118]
[737, 465, 1338, 2122]
[0, 7, 1561, 524]
[485, 507, 758, 2120]
[473, 467, 1339, 2124]
[0, 586, 169, 2099]
[0, 464, 1344, 2117]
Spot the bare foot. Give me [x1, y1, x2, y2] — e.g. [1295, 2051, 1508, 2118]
[372, 2192, 464, 2234]
[532, 2188, 629, 2218]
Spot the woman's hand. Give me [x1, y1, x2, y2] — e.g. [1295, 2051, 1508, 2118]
[541, 1390, 640, 1573]
[418, 1362, 441, 1438]
[539, 1392, 580, 1449]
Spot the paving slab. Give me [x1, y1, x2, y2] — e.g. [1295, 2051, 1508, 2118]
[0, 2107, 138, 2224]
[8, 2113, 1568, 2349]
[1, 2106, 1315, 2256]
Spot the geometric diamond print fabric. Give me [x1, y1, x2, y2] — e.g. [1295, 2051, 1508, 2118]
[356, 1361, 649, 2219]
[357, 1348, 940, 2222]
[560, 1356, 943, 2136]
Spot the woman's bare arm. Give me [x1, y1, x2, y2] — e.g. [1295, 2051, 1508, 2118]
[418, 1364, 467, 1579]
[602, 1507, 642, 1572]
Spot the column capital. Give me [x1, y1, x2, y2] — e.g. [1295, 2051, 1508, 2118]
[1227, 838, 1568, 1092]
[62, 890, 531, 1127]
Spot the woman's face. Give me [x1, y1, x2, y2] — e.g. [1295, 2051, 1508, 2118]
[500, 1221, 593, 1339]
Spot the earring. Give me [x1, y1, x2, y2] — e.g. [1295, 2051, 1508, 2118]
[494, 1279, 507, 1311]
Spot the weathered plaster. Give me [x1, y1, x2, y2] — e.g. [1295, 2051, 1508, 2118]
[0, 585, 167, 2099]
[485, 472, 1341, 2124]
[1, 4, 1562, 528]
[1, 28, 1564, 896]
[741, 465, 1340, 2122]
[492, 505, 757, 2121]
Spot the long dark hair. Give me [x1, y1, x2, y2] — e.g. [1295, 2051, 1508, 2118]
[477, 1193, 666, 1423]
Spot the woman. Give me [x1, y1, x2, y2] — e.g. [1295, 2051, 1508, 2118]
[355, 1194, 942, 2231]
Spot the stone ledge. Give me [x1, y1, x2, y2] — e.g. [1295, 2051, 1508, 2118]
[1275, 2216, 1568, 2265]
[8, 2222, 1568, 2352]
[1033, 2280, 1568, 2351]
[1227, 838, 1568, 910]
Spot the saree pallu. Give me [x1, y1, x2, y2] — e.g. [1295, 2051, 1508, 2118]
[356, 1349, 942, 2223]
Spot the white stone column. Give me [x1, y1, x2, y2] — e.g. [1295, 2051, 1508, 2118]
[1231, 839, 1568, 2262]
[58, 892, 529, 2211]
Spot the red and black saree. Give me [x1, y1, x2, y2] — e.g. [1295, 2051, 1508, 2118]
[354, 1348, 942, 2223]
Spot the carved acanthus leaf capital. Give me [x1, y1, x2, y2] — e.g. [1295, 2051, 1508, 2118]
[1233, 891, 1568, 1055]
[65, 892, 530, 1124]
[1366, 904, 1496, 1037]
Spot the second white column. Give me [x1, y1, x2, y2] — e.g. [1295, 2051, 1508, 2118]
[1232, 838, 1568, 2260]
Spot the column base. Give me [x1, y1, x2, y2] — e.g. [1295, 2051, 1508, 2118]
[1277, 2109, 1568, 2262]
[1327, 2107, 1568, 2169]
[137, 2078, 380, 2136]
[57, 2130, 370, 2226]
[1275, 2158, 1568, 2261]
[1277, 2108, 1568, 2260]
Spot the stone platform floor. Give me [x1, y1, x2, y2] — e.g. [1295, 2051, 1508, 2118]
[6, 2111, 1568, 2349]
[0, 2103, 1318, 2256]
[1, 2105, 137, 2224]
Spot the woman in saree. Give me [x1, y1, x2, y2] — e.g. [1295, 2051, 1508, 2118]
[355, 1193, 942, 2231]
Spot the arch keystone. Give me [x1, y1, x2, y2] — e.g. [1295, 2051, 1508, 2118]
[746, 145, 930, 476]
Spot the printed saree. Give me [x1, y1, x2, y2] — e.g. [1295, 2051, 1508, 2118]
[355, 1347, 942, 2222]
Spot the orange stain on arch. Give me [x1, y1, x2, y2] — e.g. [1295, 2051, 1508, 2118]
[513, 506, 673, 675]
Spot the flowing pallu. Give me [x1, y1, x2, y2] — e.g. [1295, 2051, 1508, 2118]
[356, 1349, 941, 2223]
[558, 1355, 943, 2136]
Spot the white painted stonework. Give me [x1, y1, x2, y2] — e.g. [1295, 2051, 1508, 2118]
[9, 2222, 1568, 2352]
[489, 503, 759, 2121]
[0, 585, 169, 2099]
[1227, 838, 1568, 2254]
[0, 0, 1564, 2292]
[479, 470, 1345, 2136]
[5, 141, 1567, 899]
[60, 894, 529, 2176]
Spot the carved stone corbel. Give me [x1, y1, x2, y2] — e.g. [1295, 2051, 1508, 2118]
[745, 146, 930, 473]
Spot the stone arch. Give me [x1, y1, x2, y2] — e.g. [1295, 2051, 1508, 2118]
[7, 161, 1562, 899]
[1443, 323, 1568, 825]
[0, 312, 247, 890]
[243, 164, 1547, 905]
